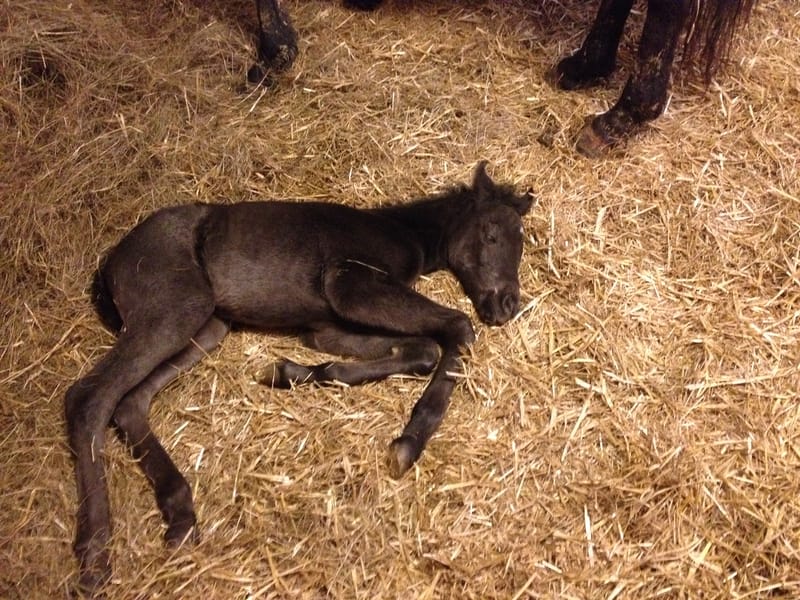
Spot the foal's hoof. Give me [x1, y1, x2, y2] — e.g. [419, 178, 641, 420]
[164, 520, 199, 548]
[575, 120, 615, 158]
[387, 435, 420, 479]
[77, 552, 112, 597]
[250, 17, 298, 87]
[260, 361, 313, 388]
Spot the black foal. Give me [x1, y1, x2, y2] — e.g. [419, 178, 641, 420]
[65, 162, 533, 593]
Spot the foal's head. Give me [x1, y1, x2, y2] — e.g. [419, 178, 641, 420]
[448, 162, 534, 326]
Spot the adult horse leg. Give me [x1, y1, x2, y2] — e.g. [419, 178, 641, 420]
[343, 0, 385, 9]
[249, 0, 298, 84]
[262, 324, 440, 387]
[553, 0, 634, 90]
[111, 316, 230, 547]
[320, 262, 475, 477]
[575, 0, 691, 156]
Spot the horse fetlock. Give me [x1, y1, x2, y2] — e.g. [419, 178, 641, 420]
[629, 97, 668, 123]
[250, 0, 298, 84]
[256, 15, 298, 72]
[387, 435, 421, 479]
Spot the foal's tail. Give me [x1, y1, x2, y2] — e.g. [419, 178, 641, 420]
[91, 263, 123, 334]
[683, 0, 758, 82]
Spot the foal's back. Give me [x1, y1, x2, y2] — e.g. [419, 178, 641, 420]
[102, 201, 426, 331]
[203, 201, 426, 328]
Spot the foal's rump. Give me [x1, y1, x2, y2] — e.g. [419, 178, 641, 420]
[95, 203, 214, 329]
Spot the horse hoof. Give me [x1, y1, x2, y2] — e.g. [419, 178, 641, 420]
[165, 520, 198, 547]
[575, 121, 614, 158]
[259, 361, 312, 388]
[247, 64, 280, 88]
[550, 55, 613, 91]
[247, 64, 266, 85]
[387, 435, 418, 479]
[547, 61, 580, 90]
[259, 362, 285, 387]
[77, 556, 112, 597]
[344, 0, 384, 9]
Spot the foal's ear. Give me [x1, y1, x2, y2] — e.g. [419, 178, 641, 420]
[471, 160, 495, 202]
[510, 188, 536, 216]
[472, 161, 535, 215]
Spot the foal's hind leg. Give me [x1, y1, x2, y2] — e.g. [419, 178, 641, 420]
[262, 325, 440, 387]
[66, 309, 214, 593]
[112, 316, 230, 546]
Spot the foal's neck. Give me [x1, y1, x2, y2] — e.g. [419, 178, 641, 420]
[372, 187, 469, 273]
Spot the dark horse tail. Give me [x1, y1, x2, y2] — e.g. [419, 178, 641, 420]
[91, 262, 123, 334]
[684, 0, 758, 81]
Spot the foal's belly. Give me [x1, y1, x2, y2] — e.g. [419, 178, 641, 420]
[209, 265, 333, 330]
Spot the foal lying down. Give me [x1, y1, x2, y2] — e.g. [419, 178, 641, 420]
[65, 161, 533, 592]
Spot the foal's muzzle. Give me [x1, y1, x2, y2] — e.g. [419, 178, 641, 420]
[477, 287, 519, 326]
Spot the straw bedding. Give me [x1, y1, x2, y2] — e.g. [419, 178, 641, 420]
[1, 0, 799, 597]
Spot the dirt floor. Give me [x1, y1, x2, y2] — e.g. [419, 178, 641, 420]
[2, 0, 800, 597]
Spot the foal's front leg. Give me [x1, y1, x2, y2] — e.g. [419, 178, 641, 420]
[262, 326, 440, 387]
[321, 263, 475, 477]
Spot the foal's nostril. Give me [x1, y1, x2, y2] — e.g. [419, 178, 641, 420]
[478, 290, 519, 325]
[500, 292, 518, 319]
